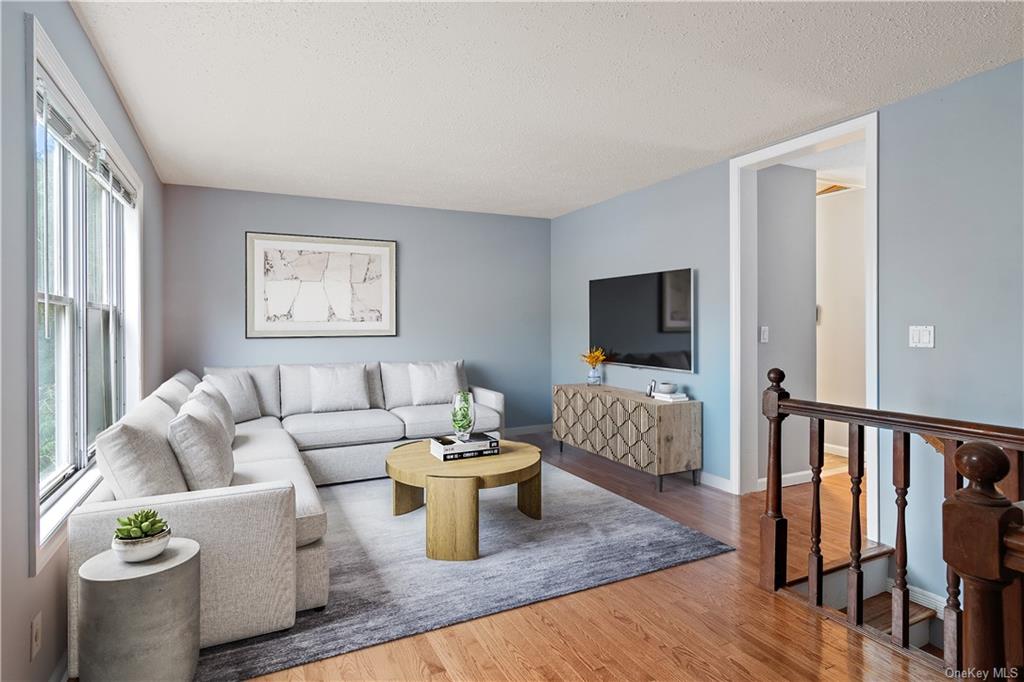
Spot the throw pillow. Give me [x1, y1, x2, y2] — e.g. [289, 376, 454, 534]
[310, 364, 370, 412]
[95, 395, 189, 499]
[167, 397, 234, 490]
[153, 376, 191, 413]
[206, 371, 261, 422]
[192, 381, 236, 441]
[408, 360, 463, 406]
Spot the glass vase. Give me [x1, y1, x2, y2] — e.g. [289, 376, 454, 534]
[587, 365, 603, 385]
[451, 391, 476, 441]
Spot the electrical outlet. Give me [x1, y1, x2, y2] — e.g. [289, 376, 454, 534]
[30, 612, 42, 661]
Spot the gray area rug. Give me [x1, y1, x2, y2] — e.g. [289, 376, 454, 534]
[196, 463, 732, 680]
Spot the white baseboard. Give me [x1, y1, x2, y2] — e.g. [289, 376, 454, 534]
[826, 443, 849, 457]
[504, 423, 552, 437]
[698, 471, 733, 492]
[885, 579, 948, 620]
[756, 469, 815, 491]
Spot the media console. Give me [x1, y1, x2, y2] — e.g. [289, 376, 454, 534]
[552, 383, 702, 491]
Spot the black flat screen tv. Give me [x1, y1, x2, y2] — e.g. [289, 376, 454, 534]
[589, 268, 694, 372]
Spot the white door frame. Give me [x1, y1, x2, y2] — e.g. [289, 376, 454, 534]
[727, 112, 879, 541]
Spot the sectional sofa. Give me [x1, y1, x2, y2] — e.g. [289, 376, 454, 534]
[66, 360, 504, 678]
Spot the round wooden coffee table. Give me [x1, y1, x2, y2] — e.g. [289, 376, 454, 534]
[385, 439, 542, 561]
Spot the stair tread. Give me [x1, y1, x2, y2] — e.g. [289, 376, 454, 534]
[785, 542, 895, 587]
[840, 592, 937, 633]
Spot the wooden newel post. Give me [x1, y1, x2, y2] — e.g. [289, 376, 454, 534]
[943, 442, 1024, 676]
[760, 368, 790, 591]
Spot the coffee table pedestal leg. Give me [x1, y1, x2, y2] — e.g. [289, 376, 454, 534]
[517, 468, 542, 519]
[392, 479, 424, 516]
[426, 476, 479, 560]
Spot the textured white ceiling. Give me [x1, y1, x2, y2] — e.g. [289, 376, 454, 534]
[71, 2, 1023, 218]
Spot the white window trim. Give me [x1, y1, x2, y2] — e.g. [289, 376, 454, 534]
[28, 14, 146, 575]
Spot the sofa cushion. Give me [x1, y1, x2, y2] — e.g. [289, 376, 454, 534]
[153, 377, 191, 413]
[95, 396, 188, 499]
[234, 416, 284, 437]
[282, 409, 405, 449]
[192, 381, 236, 440]
[205, 372, 261, 423]
[231, 458, 326, 547]
[280, 363, 385, 416]
[409, 361, 462, 406]
[168, 397, 234, 490]
[390, 403, 501, 439]
[380, 360, 466, 409]
[205, 365, 282, 417]
[232, 427, 301, 464]
[171, 369, 201, 392]
[310, 364, 370, 413]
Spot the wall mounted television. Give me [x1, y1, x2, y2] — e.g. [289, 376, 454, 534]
[589, 268, 695, 373]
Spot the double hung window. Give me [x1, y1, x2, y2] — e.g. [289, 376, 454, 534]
[35, 70, 135, 506]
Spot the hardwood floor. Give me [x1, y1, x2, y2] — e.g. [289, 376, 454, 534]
[256, 432, 943, 682]
[822, 452, 848, 473]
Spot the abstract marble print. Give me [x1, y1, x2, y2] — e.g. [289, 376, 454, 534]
[246, 232, 396, 337]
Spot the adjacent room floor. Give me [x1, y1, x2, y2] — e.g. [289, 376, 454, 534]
[256, 432, 942, 681]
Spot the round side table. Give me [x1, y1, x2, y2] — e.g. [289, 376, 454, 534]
[78, 537, 200, 682]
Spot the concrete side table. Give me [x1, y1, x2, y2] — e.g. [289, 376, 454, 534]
[79, 537, 200, 682]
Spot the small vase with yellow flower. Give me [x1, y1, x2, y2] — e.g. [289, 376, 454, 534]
[581, 347, 607, 385]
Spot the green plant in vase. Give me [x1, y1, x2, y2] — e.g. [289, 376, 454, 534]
[451, 390, 476, 441]
[111, 509, 171, 563]
[114, 509, 167, 539]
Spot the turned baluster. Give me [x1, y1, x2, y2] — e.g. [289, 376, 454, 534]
[942, 442, 1023, 676]
[760, 368, 790, 591]
[943, 438, 965, 671]
[891, 430, 911, 647]
[847, 423, 865, 625]
[808, 418, 824, 606]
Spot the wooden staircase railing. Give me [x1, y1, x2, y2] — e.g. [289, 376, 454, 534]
[760, 368, 1024, 676]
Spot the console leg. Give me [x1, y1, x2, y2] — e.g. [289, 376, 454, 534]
[658, 475, 664, 493]
[692, 470, 701, 486]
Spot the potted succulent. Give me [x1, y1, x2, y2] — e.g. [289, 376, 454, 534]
[111, 509, 171, 563]
[451, 390, 476, 441]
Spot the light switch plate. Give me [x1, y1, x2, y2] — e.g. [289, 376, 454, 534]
[759, 326, 769, 344]
[909, 325, 935, 348]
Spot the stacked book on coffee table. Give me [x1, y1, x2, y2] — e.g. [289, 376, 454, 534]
[429, 433, 501, 461]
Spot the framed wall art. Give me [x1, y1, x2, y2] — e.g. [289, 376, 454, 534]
[245, 231, 397, 338]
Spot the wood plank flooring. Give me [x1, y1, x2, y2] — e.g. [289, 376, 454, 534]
[256, 432, 943, 681]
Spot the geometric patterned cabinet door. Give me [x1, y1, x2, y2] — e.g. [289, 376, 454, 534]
[552, 384, 702, 488]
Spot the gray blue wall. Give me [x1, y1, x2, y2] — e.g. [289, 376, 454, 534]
[553, 59, 1023, 597]
[162, 185, 552, 428]
[877, 60, 1023, 595]
[551, 162, 732, 479]
[756, 164, 817, 477]
[1, 3, 166, 680]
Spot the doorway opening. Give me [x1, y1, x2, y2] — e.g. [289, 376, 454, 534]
[728, 113, 879, 540]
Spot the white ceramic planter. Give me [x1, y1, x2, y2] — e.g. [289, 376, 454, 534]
[111, 528, 171, 563]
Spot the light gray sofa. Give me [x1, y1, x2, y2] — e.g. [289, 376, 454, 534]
[256, 361, 504, 484]
[67, 360, 504, 678]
